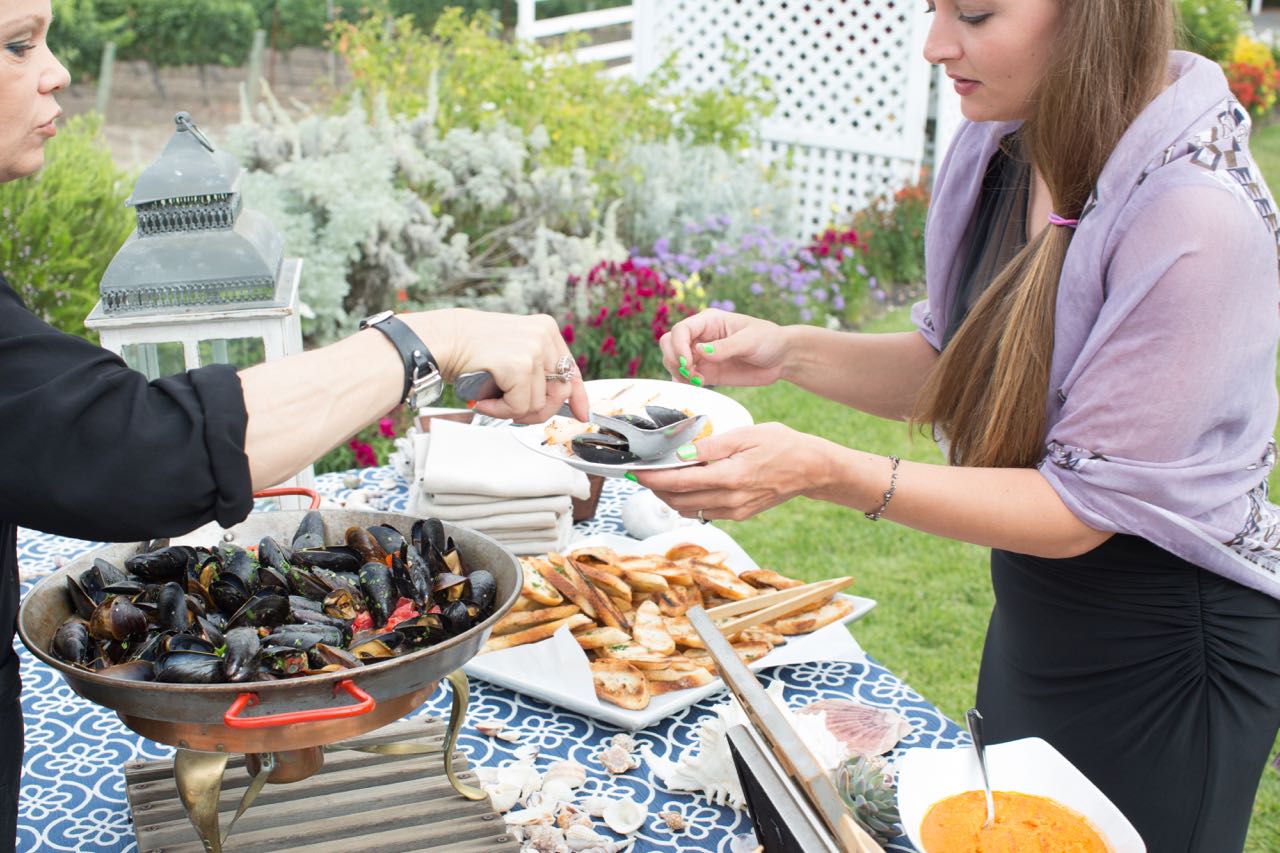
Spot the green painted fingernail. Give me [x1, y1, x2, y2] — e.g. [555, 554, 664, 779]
[624, 472, 638, 482]
[679, 367, 691, 379]
[678, 355, 687, 368]
[676, 444, 698, 461]
[690, 376, 703, 387]
[701, 343, 715, 354]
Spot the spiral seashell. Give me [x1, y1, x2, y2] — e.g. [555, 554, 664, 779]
[565, 823, 617, 852]
[602, 797, 648, 835]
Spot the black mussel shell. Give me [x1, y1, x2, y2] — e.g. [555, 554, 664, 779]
[98, 660, 156, 682]
[571, 432, 640, 465]
[347, 636, 397, 662]
[292, 608, 349, 637]
[65, 576, 99, 621]
[260, 646, 310, 677]
[100, 579, 147, 597]
[156, 582, 190, 634]
[645, 405, 690, 428]
[432, 572, 468, 603]
[52, 619, 93, 666]
[291, 547, 362, 575]
[367, 524, 406, 557]
[358, 562, 396, 627]
[227, 591, 289, 630]
[126, 546, 196, 583]
[256, 565, 291, 592]
[395, 613, 445, 646]
[262, 624, 343, 650]
[195, 615, 225, 650]
[291, 510, 326, 551]
[155, 650, 225, 684]
[464, 569, 496, 613]
[209, 574, 250, 616]
[128, 630, 172, 664]
[257, 537, 293, 573]
[345, 527, 387, 565]
[88, 595, 149, 642]
[412, 518, 447, 558]
[165, 634, 217, 654]
[285, 565, 334, 601]
[307, 643, 361, 671]
[439, 600, 472, 635]
[221, 546, 258, 588]
[322, 587, 362, 621]
[223, 627, 262, 683]
[289, 594, 323, 614]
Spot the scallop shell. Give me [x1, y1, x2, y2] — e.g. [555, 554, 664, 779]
[602, 797, 647, 835]
[796, 699, 913, 757]
[543, 759, 587, 789]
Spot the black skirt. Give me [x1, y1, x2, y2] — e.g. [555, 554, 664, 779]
[978, 534, 1280, 853]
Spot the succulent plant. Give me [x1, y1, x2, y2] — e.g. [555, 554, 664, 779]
[837, 755, 902, 844]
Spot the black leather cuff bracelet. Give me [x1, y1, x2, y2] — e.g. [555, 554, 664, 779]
[359, 310, 444, 409]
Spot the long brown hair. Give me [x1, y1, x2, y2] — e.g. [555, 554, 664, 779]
[910, 0, 1175, 468]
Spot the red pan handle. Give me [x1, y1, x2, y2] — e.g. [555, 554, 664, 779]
[252, 487, 323, 510]
[223, 679, 375, 728]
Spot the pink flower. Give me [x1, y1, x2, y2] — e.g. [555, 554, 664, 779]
[627, 356, 641, 377]
[349, 438, 378, 468]
[378, 417, 395, 438]
[561, 323, 576, 345]
[601, 336, 617, 357]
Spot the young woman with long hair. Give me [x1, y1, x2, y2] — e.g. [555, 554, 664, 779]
[640, 0, 1280, 848]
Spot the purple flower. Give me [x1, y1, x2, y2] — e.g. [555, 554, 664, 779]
[750, 281, 765, 295]
[874, 289, 886, 302]
[833, 294, 846, 310]
[710, 299, 736, 312]
[792, 294, 807, 307]
[800, 308, 812, 322]
[813, 288, 828, 302]
[654, 237, 671, 257]
[869, 276, 879, 290]
[715, 213, 732, 230]
[751, 261, 769, 274]
[856, 264, 868, 276]
[683, 221, 702, 234]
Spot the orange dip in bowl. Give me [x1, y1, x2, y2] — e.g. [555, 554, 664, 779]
[920, 790, 1111, 852]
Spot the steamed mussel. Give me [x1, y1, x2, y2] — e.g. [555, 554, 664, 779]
[50, 515, 501, 683]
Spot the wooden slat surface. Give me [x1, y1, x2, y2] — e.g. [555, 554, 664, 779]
[125, 717, 518, 853]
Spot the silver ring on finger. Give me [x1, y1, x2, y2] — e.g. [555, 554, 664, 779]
[697, 509, 708, 524]
[545, 354, 577, 382]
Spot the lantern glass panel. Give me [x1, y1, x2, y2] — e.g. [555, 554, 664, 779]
[198, 337, 266, 370]
[121, 342, 184, 380]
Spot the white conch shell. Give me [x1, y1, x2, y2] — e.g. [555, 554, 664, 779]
[526, 823, 567, 852]
[483, 781, 522, 813]
[503, 804, 555, 826]
[578, 795, 612, 818]
[543, 759, 587, 789]
[538, 779, 576, 808]
[602, 797, 647, 835]
[565, 824, 617, 852]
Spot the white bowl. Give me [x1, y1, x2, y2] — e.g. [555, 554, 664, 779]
[896, 737, 1145, 852]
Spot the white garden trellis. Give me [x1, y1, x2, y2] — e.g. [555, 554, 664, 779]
[517, 0, 963, 237]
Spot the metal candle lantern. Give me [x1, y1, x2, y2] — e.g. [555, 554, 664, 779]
[85, 111, 313, 496]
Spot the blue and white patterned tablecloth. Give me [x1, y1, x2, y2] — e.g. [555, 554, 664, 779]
[15, 467, 967, 852]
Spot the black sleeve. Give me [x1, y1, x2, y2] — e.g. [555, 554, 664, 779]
[0, 274, 253, 541]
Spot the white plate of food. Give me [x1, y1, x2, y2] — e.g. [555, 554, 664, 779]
[462, 524, 876, 730]
[510, 378, 754, 478]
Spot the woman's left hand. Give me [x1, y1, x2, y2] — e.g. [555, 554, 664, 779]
[634, 423, 825, 522]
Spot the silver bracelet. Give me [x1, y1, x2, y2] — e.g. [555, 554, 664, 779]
[864, 455, 901, 521]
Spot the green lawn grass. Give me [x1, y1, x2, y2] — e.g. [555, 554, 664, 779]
[709, 123, 1280, 849]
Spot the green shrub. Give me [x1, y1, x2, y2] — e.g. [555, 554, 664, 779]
[850, 177, 930, 291]
[1178, 0, 1244, 63]
[0, 114, 135, 340]
[332, 8, 772, 168]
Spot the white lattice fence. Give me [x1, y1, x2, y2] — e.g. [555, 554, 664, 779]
[519, 0, 943, 237]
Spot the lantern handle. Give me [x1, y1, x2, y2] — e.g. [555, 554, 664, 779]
[174, 111, 214, 153]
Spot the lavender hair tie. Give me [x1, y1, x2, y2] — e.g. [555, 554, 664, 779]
[1048, 212, 1079, 228]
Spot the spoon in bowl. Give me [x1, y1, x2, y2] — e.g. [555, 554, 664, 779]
[965, 707, 997, 828]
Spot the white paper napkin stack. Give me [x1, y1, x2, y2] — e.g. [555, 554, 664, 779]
[405, 419, 590, 554]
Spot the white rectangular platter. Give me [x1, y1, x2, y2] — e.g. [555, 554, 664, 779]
[463, 524, 875, 730]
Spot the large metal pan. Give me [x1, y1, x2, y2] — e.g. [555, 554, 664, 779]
[17, 507, 521, 753]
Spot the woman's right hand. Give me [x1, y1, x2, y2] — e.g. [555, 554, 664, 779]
[660, 309, 789, 387]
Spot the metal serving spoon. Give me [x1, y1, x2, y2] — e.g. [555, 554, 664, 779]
[965, 707, 997, 827]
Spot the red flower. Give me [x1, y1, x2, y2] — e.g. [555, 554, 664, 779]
[601, 336, 617, 357]
[561, 323, 575, 345]
[349, 438, 378, 468]
[627, 356, 641, 377]
[378, 417, 395, 438]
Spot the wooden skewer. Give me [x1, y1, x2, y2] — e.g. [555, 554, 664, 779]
[706, 576, 852, 638]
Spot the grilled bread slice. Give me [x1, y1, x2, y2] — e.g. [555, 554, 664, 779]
[590, 660, 650, 710]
